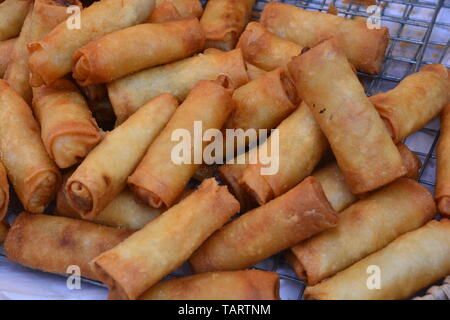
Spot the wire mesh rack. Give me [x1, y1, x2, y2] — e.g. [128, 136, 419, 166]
[0, 0, 448, 300]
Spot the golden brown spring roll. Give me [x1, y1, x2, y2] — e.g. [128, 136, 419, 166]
[0, 219, 8, 244]
[33, 79, 102, 169]
[436, 103, 450, 218]
[107, 49, 248, 124]
[288, 39, 406, 194]
[139, 271, 280, 300]
[66, 93, 178, 220]
[290, 179, 435, 286]
[370, 64, 449, 143]
[190, 176, 338, 273]
[224, 68, 299, 154]
[5, 0, 82, 103]
[128, 78, 234, 208]
[0, 0, 31, 41]
[73, 18, 205, 85]
[92, 178, 240, 300]
[0, 161, 9, 220]
[305, 219, 450, 300]
[0, 80, 61, 213]
[246, 62, 266, 80]
[396, 142, 422, 180]
[261, 2, 389, 74]
[5, 212, 131, 281]
[237, 22, 303, 72]
[201, 0, 255, 51]
[28, 0, 155, 87]
[147, 0, 203, 23]
[0, 38, 16, 78]
[241, 103, 328, 205]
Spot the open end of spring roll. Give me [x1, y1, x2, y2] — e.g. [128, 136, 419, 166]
[148, 0, 203, 23]
[436, 103, 450, 217]
[0, 161, 9, 220]
[369, 64, 449, 142]
[4, 212, 132, 281]
[0, 37, 16, 78]
[107, 48, 248, 124]
[290, 178, 435, 286]
[396, 142, 422, 180]
[201, 0, 255, 51]
[236, 22, 303, 72]
[33, 79, 103, 169]
[0, 80, 61, 213]
[92, 178, 240, 300]
[304, 219, 450, 300]
[190, 176, 338, 273]
[288, 39, 406, 194]
[28, 0, 155, 87]
[241, 103, 328, 205]
[73, 18, 205, 85]
[128, 77, 234, 208]
[66, 93, 178, 220]
[260, 2, 389, 74]
[0, 0, 31, 41]
[139, 270, 280, 300]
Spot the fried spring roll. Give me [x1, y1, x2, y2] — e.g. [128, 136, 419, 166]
[190, 176, 338, 273]
[0, 38, 16, 78]
[139, 271, 280, 300]
[0, 80, 61, 213]
[73, 18, 205, 86]
[147, 0, 203, 23]
[0, 0, 31, 41]
[33, 79, 102, 169]
[290, 179, 435, 286]
[0, 219, 8, 244]
[288, 39, 406, 194]
[28, 0, 155, 87]
[369, 64, 449, 142]
[66, 93, 178, 220]
[5, 0, 82, 102]
[305, 219, 450, 300]
[261, 2, 389, 74]
[5, 212, 131, 281]
[237, 22, 303, 72]
[92, 178, 240, 300]
[397, 142, 422, 180]
[128, 78, 234, 208]
[107, 49, 248, 124]
[201, 0, 255, 51]
[0, 161, 9, 220]
[436, 103, 450, 218]
[241, 103, 328, 205]
[224, 68, 298, 154]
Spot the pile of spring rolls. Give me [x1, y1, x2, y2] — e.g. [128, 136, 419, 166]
[0, 0, 448, 300]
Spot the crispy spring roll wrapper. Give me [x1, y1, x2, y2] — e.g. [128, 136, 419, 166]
[288, 39, 406, 194]
[290, 179, 436, 286]
[139, 270, 280, 300]
[369, 64, 449, 143]
[73, 18, 205, 86]
[237, 22, 303, 72]
[147, 0, 203, 23]
[200, 0, 255, 51]
[396, 142, 422, 180]
[246, 62, 266, 80]
[5, 0, 82, 102]
[261, 2, 389, 74]
[241, 103, 329, 205]
[436, 103, 450, 218]
[128, 78, 234, 208]
[0, 219, 8, 244]
[92, 178, 240, 300]
[190, 177, 338, 273]
[28, 0, 155, 87]
[33, 79, 103, 169]
[0, 80, 61, 213]
[5, 212, 132, 281]
[66, 93, 178, 220]
[305, 219, 450, 300]
[0, 38, 16, 78]
[225, 68, 299, 153]
[0, 161, 9, 220]
[107, 49, 248, 124]
[0, 0, 31, 41]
